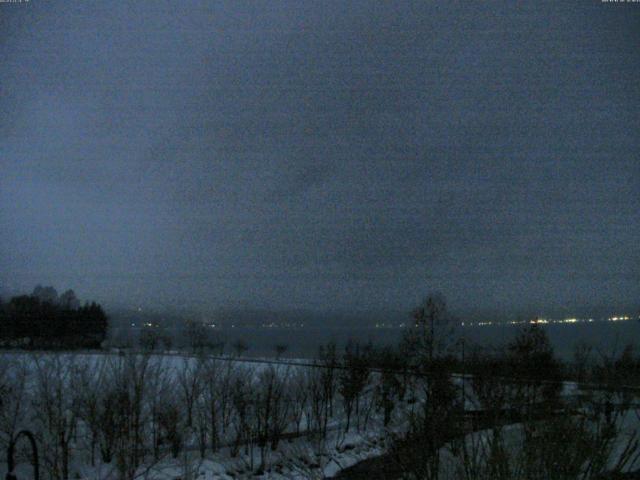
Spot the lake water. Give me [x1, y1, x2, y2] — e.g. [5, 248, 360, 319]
[141, 320, 640, 360]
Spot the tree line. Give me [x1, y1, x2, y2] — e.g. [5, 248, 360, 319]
[380, 293, 640, 480]
[1, 291, 639, 479]
[0, 286, 108, 349]
[2, 327, 639, 480]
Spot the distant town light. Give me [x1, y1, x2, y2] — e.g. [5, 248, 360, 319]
[465, 314, 637, 327]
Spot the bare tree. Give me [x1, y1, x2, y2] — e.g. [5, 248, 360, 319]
[229, 366, 253, 458]
[275, 344, 288, 359]
[160, 332, 173, 351]
[391, 294, 461, 480]
[506, 324, 562, 418]
[185, 321, 209, 353]
[400, 368, 459, 480]
[187, 356, 224, 459]
[573, 340, 593, 383]
[139, 327, 159, 352]
[254, 365, 291, 471]
[32, 355, 80, 480]
[372, 346, 403, 427]
[0, 355, 29, 458]
[404, 292, 452, 365]
[75, 358, 110, 466]
[101, 352, 153, 480]
[338, 340, 371, 433]
[156, 398, 183, 458]
[176, 358, 202, 429]
[233, 339, 249, 357]
[146, 356, 172, 461]
[290, 369, 310, 436]
[306, 367, 327, 441]
[317, 341, 338, 431]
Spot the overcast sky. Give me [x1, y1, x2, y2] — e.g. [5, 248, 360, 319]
[1, 1, 639, 318]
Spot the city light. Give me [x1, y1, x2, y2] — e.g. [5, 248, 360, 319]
[460, 314, 635, 327]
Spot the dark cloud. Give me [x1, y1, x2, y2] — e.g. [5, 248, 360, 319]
[1, 1, 639, 317]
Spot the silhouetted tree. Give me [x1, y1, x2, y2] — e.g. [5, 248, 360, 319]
[139, 327, 159, 351]
[32, 285, 59, 304]
[233, 339, 249, 357]
[1, 289, 107, 349]
[372, 345, 403, 426]
[338, 340, 371, 432]
[506, 323, 561, 415]
[274, 343, 288, 359]
[403, 292, 452, 366]
[59, 289, 80, 309]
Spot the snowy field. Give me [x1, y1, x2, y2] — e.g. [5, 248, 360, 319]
[2, 351, 640, 479]
[0, 351, 411, 479]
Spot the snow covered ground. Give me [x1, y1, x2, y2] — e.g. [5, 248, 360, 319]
[0, 350, 409, 479]
[3, 351, 640, 479]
